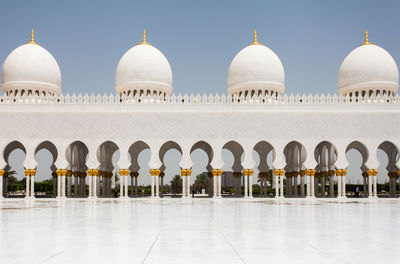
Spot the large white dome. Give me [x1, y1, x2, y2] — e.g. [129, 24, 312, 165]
[338, 31, 399, 96]
[116, 31, 172, 96]
[1, 30, 62, 96]
[227, 30, 285, 96]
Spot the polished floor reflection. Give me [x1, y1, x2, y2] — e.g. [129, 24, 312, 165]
[0, 199, 399, 264]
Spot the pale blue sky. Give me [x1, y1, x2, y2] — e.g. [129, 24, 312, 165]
[0, 0, 396, 185]
[1, 0, 399, 95]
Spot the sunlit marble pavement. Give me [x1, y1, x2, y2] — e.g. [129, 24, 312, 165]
[0, 198, 399, 264]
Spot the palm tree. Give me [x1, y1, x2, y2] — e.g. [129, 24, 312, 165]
[193, 173, 208, 192]
[170, 175, 182, 194]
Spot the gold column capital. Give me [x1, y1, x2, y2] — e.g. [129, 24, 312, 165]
[0, 169, 4, 176]
[310, 169, 316, 176]
[243, 169, 249, 176]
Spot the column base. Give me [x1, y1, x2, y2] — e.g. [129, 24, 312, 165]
[305, 196, 316, 200]
[24, 196, 35, 200]
[88, 196, 99, 201]
[213, 196, 222, 200]
[367, 196, 379, 200]
[244, 196, 253, 199]
[56, 196, 67, 200]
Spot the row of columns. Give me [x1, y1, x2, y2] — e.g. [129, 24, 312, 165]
[0, 167, 395, 200]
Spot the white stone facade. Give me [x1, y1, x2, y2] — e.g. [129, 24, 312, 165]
[0, 92, 398, 200]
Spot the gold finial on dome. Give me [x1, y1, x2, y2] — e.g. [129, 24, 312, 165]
[249, 29, 262, 46]
[361, 30, 373, 46]
[138, 29, 151, 45]
[143, 29, 146, 43]
[26, 28, 39, 45]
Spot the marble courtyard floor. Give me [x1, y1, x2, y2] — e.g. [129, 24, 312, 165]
[0, 198, 399, 264]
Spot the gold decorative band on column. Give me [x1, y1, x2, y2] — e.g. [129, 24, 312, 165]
[300, 170, 305, 177]
[328, 170, 335, 177]
[88, 169, 100, 176]
[150, 169, 160, 176]
[388, 172, 397, 178]
[212, 169, 223, 176]
[310, 169, 316, 177]
[118, 169, 129, 176]
[0, 169, 4, 176]
[66, 170, 72, 177]
[372, 169, 378, 176]
[273, 169, 285, 176]
[25, 169, 36, 177]
[248, 169, 254, 176]
[181, 169, 191, 176]
[305, 169, 311, 176]
[336, 169, 347, 176]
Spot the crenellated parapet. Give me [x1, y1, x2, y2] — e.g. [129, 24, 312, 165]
[0, 93, 400, 106]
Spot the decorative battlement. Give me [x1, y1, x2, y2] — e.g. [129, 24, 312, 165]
[0, 93, 399, 106]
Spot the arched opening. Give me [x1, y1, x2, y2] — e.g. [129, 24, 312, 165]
[222, 141, 244, 197]
[377, 141, 399, 198]
[3, 141, 26, 198]
[34, 141, 58, 198]
[346, 141, 369, 198]
[159, 141, 182, 197]
[66, 141, 89, 198]
[128, 141, 150, 197]
[253, 141, 275, 197]
[190, 141, 214, 198]
[314, 141, 337, 197]
[97, 141, 119, 198]
[284, 141, 307, 197]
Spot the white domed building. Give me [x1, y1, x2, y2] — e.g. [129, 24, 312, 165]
[227, 30, 285, 97]
[1, 30, 62, 96]
[0, 29, 399, 201]
[338, 31, 399, 97]
[115, 30, 172, 96]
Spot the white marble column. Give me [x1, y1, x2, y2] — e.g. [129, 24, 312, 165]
[243, 170, 248, 198]
[186, 170, 192, 198]
[93, 174, 97, 198]
[25, 172, 30, 198]
[124, 174, 128, 197]
[213, 174, 217, 197]
[88, 171, 93, 197]
[274, 173, 279, 198]
[56, 170, 61, 197]
[248, 170, 254, 198]
[212, 169, 222, 198]
[30, 169, 36, 198]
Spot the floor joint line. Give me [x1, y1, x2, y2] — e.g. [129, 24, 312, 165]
[141, 226, 163, 264]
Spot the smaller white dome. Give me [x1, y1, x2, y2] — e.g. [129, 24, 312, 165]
[228, 31, 285, 96]
[116, 31, 172, 96]
[1, 30, 62, 96]
[338, 32, 399, 96]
